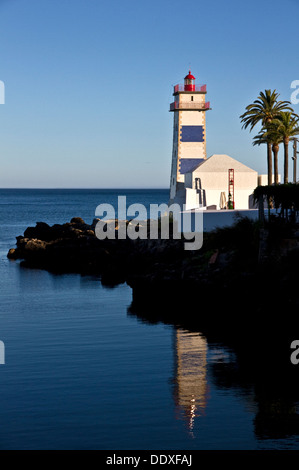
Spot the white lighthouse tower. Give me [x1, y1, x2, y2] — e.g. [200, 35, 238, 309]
[169, 71, 211, 204]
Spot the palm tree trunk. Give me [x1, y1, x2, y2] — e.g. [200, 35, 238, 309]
[267, 141, 272, 185]
[273, 144, 279, 185]
[284, 138, 289, 184]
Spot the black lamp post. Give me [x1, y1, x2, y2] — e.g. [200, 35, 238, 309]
[291, 138, 299, 183]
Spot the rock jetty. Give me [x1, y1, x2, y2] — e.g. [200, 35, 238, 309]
[7, 216, 299, 326]
[7, 217, 186, 286]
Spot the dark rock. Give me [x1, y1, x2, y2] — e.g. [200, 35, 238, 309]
[70, 217, 93, 233]
[70, 217, 85, 225]
[24, 222, 52, 241]
[24, 239, 48, 251]
[7, 248, 18, 259]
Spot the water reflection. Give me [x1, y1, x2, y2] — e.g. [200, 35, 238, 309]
[209, 341, 299, 442]
[128, 299, 299, 448]
[173, 330, 208, 432]
[173, 328, 299, 442]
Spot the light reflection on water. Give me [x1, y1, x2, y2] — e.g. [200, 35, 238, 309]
[172, 330, 208, 435]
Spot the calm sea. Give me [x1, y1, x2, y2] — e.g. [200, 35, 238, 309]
[0, 188, 298, 450]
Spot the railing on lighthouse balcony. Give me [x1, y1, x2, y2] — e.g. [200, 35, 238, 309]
[174, 84, 207, 93]
[169, 101, 210, 111]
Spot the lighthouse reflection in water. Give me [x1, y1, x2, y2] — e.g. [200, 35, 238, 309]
[173, 330, 209, 433]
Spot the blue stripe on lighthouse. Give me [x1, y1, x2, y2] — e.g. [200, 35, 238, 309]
[179, 158, 205, 174]
[180, 126, 204, 142]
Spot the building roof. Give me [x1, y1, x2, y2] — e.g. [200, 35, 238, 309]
[192, 154, 257, 173]
[184, 70, 195, 80]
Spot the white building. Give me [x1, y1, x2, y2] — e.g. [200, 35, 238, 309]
[183, 153, 258, 210]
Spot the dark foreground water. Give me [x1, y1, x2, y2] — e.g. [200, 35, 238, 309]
[0, 189, 299, 450]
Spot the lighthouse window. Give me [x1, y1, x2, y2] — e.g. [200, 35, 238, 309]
[191, 96, 194, 101]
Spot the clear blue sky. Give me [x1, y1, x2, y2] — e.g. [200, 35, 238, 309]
[0, 0, 298, 188]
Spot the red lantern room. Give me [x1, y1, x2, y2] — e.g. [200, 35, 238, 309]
[184, 70, 195, 91]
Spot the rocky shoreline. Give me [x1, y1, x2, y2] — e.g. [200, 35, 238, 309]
[7, 217, 187, 285]
[7, 215, 299, 332]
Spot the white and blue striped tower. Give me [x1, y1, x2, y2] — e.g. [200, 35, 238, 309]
[169, 71, 211, 204]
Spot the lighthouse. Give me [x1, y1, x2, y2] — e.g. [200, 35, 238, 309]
[168, 71, 259, 213]
[169, 71, 211, 204]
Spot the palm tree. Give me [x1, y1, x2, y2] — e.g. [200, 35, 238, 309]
[271, 112, 299, 183]
[240, 90, 293, 185]
[253, 125, 282, 185]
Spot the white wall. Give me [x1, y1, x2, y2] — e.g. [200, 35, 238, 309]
[203, 188, 255, 210]
[258, 174, 281, 185]
[190, 170, 257, 209]
[180, 94, 206, 105]
[178, 111, 206, 160]
[179, 209, 259, 233]
[201, 210, 259, 232]
[180, 110, 205, 125]
[185, 188, 200, 210]
[193, 171, 257, 190]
